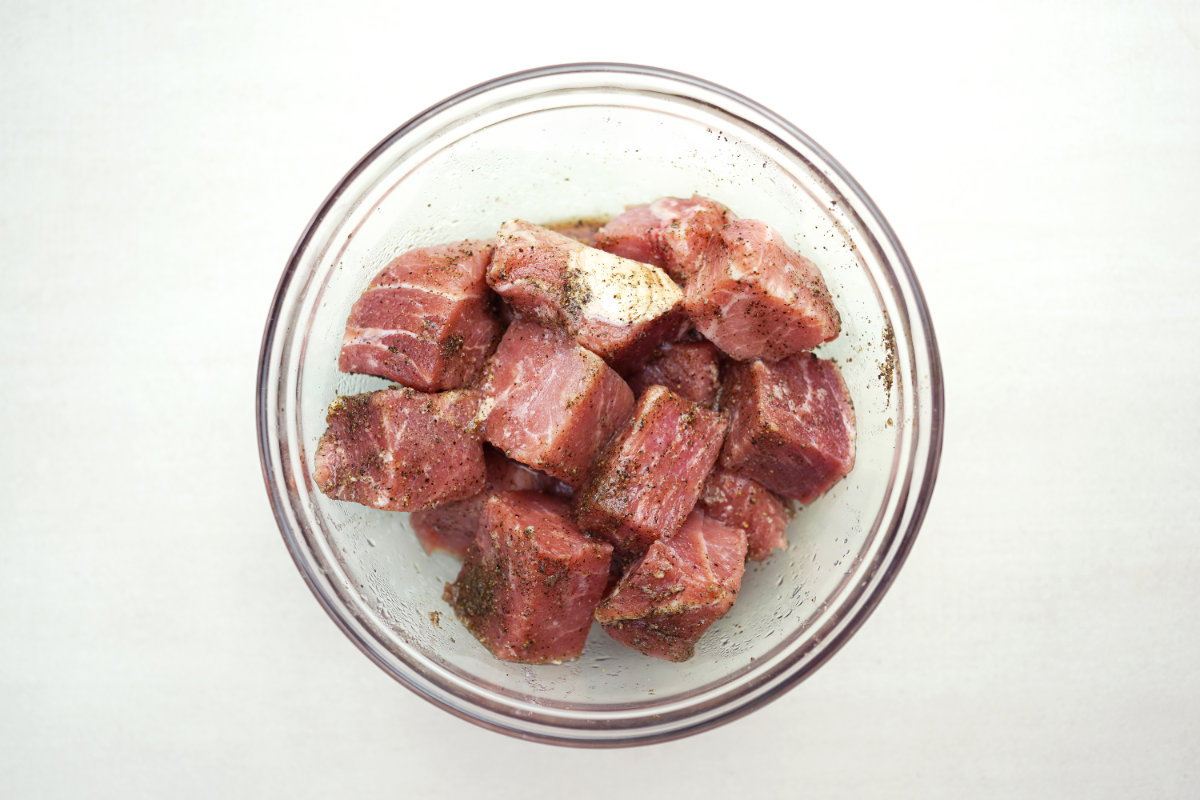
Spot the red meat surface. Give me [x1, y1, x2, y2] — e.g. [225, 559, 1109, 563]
[410, 447, 557, 558]
[625, 340, 722, 407]
[312, 387, 485, 511]
[488, 220, 685, 370]
[575, 386, 727, 559]
[444, 491, 613, 664]
[684, 219, 840, 361]
[339, 241, 502, 391]
[721, 353, 856, 504]
[698, 468, 792, 561]
[594, 511, 747, 661]
[479, 318, 634, 488]
[595, 196, 733, 283]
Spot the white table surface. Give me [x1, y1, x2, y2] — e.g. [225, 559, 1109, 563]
[3, 1, 1198, 796]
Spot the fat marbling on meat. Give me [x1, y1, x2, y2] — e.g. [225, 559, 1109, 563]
[444, 491, 613, 664]
[685, 219, 840, 361]
[720, 352, 856, 504]
[312, 386, 485, 511]
[594, 511, 747, 662]
[479, 318, 634, 488]
[488, 220, 686, 371]
[574, 385, 727, 560]
[339, 241, 502, 392]
[698, 467, 793, 562]
[595, 195, 733, 283]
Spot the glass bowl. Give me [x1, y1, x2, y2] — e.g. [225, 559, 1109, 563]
[257, 63, 943, 746]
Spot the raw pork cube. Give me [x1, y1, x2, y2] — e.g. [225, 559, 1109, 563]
[625, 340, 722, 407]
[480, 318, 634, 488]
[313, 387, 484, 511]
[684, 219, 841, 361]
[444, 491, 613, 664]
[595, 195, 733, 283]
[575, 385, 727, 559]
[698, 468, 793, 561]
[595, 511, 747, 662]
[721, 353, 856, 504]
[488, 220, 685, 370]
[339, 241, 502, 392]
[410, 447, 556, 558]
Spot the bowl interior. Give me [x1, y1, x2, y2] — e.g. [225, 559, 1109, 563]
[263, 66, 935, 743]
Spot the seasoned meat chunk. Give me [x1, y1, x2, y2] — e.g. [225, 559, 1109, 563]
[721, 353, 856, 504]
[595, 511, 747, 661]
[698, 468, 792, 561]
[625, 339, 722, 407]
[684, 219, 840, 361]
[595, 195, 733, 283]
[488, 220, 685, 370]
[313, 387, 484, 511]
[479, 318, 634, 488]
[444, 491, 613, 664]
[338, 241, 502, 391]
[575, 386, 727, 559]
[410, 447, 557, 558]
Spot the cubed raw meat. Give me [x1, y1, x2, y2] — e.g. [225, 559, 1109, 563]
[479, 318, 634, 488]
[625, 340, 722, 407]
[444, 491, 613, 664]
[488, 220, 685, 370]
[698, 468, 792, 561]
[595, 195, 733, 283]
[338, 241, 502, 392]
[313, 387, 485, 511]
[721, 353, 856, 504]
[410, 447, 557, 558]
[575, 385, 727, 559]
[594, 511, 747, 662]
[684, 219, 841, 361]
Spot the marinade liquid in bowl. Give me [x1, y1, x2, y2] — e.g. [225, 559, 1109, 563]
[257, 63, 944, 746]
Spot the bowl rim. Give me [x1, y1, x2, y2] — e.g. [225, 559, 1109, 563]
[257, 61, 945, 747]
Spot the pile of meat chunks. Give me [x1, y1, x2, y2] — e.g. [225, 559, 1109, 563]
[314, 196, 856, 664]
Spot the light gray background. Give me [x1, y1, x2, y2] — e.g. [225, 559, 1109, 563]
[3, 0, 1197, 796]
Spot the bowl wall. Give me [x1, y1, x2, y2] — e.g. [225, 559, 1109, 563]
[259, 64, 942, 745]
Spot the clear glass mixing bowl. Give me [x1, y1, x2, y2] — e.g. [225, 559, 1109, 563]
[257, 63, 943, 746]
